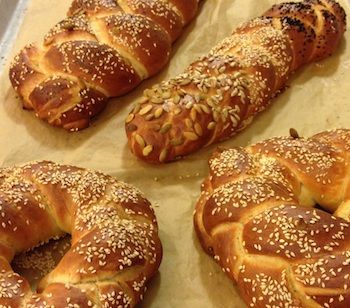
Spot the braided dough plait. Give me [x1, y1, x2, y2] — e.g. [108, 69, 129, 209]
[125, 0, 346, 163]
[9, 0, 201, 131]
[0, 161, 162, 307]
[194, 128, 350, 308]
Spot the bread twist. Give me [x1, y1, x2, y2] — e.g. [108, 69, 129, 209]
[194, 128, 350, 308]
[0, 161, 161, 307]
[9, 0, 201, 131]
[126, 0, 346, 163]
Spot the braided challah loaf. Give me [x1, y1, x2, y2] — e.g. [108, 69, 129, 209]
[0, 161, 162, 307]
[9, 0, 201, 131]
[194, 128, 350, 308]
[126, 0, 346, 163]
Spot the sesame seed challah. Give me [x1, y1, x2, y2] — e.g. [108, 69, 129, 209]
[9, 0, 201, 131]
[0, 161, 162, 307]
[194, 128, 350, 308]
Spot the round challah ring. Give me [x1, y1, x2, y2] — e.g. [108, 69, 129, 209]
[194, 128, 350, 308]
[0, 161, 162, 307]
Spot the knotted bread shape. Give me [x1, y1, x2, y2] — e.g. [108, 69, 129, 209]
[126, 0, 346, 163]
[194, 128, 350, 308]
[0, 161, 161, 307]
[9, 0, 201, 131]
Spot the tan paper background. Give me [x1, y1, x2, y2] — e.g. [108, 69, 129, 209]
[0, 0, 350, 307]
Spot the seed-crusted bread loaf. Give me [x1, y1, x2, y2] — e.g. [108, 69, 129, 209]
[126, 0, 346, 163]
[0, 161, 162, 307]
[194, 128, 350, 307]
[9, 0, 201, 131]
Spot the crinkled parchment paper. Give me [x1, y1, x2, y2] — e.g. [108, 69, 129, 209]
[0, 0, 350, 307]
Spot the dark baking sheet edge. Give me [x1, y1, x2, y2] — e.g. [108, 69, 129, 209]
[0, 0, 29, 69]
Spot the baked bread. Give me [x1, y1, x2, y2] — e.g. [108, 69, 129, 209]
[126, 0, 346, 163]
[9, 0, 201, 131]
[194, 128, 350, 307]
[0, 161, 162, 307]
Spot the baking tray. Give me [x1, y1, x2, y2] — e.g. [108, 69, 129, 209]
[0, 0, 28, 68]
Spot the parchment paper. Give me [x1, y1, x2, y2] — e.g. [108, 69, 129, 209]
[0, 0, 350, 307]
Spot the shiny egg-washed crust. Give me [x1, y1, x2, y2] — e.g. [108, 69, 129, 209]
[0, 161, 162, 307]
[126, 0, 346, 163]
[194, 128, 350, 308]
[9, 0, 201, 131]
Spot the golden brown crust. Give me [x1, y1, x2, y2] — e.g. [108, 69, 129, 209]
[68, 0, 120, 16]
[27, 283, 95, 307]
[9, 0, 202, 131]
[29, 78, 108, 131]
[100, 13, 172, 77]
[44, 41, 141, 97]
[120, 0, 184, 42]
[126, 0, 346, 163]
[0, 161, 162, 307]
[194, 128, 350, 307]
